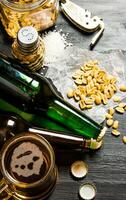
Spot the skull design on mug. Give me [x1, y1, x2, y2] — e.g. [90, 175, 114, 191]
[10, 142, 44, 178]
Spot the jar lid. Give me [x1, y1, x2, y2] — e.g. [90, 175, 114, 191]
[70, 161, 88, 179]
[17, 26, 39, 49]
[79, 182, 97, 200]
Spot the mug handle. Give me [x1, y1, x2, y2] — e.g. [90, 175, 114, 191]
[0, 178, 12, 199]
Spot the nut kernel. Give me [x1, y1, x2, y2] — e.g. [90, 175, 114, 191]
[74, 79, 83, 85]
[84, 99, 94, 105]
[120, 85, 126, 92]
[95, 96, 101, 105]
[115, 107, 125, 114]
[67, 89, 74, 98]
[122, 136, 126, 144]
[108, 108, 115, 116]
[102, 95, 108, 105]
[106, 113, 113, 119]
[106, 119, 113, 127]
[85, 105, 93, 109]
[112, 120, 119, 129]
[79, 100, 86, 110]
[111, 129, 120, 136]
[118, 102, 126, 108]
[113, 96, 121, 102]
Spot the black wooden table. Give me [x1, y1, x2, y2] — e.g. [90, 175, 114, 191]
[47, 1, 126, 199]
[0, 0, 126, 200]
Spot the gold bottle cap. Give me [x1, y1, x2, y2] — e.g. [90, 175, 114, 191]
[79, 182, 97, 200]
[71, 161, 88, 179]
[90, 138, 103, 150]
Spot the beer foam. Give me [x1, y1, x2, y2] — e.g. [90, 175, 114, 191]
[10, 142, 44, 177]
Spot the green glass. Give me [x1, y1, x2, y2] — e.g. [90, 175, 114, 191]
[0, 57, 102, 139]
[0, 99, 69, 133]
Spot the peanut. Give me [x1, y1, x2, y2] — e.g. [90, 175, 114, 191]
[74, 79, 83, 85]
[111, 129, 120, 136]
[106, 119, 113, 127]
[122, 136, 126, 144]
[106, 113, 113, 119]
[84, 99, 94, 105]
[95, 96, 102, 105]
[113, 96, 121, 102]
[108, 108, 115, 116]
[67, 89, 74, 98]
[79, 100, 86, 110]
[112, 120, 119, 129]
[85, 105, 93, 109]
[120, 85, 126, 92]
[115, 106, 125, 114]
[118, 102, 126, 108]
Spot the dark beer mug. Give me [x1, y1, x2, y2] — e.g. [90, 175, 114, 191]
[0, 133, 58, 199]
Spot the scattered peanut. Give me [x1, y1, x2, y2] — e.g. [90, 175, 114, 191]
[115, 106, 125, 114]
[67, 89, 74, 98]
[106, 119, 114, 127]
[85, 105, 93, 109]
[111, 129, 121, 136]
[106, 113, 113, 119]
[108, 108, 115, 116]
[74, 93, 80, 101]
[113, 96, 121, 102]
[79, 100, 86, 110]
[102, 95, 108, 105]
[118, 102, 126, 108]
[106, 102, 126, 142]
[84, 99, 94, 105]
[95, 96, 102, 105]
[122, 136, 126, 144]
[74, 79, 83, 85]
[112, 120, 119, 129]
[120, 85, 126, 92]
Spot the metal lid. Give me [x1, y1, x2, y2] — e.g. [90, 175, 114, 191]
[79, 182, 97, 200]
[17, 26, 39, 49]
[71, 161, 88, 179]
[90, 138, 103, 150]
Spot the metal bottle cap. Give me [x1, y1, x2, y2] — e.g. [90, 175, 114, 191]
[90, 138, 103, 150]
[17, 26, 39, 48]
[79, 182, 97, 200]
[71, 161, 88, 179]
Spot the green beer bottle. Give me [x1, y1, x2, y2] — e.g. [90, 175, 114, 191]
[0, 56, 103, 139]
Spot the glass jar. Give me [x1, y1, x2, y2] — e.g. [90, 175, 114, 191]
[0, 0, 59, 38]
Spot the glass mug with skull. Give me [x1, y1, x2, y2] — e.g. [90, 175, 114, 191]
[0, 133, 58, 199]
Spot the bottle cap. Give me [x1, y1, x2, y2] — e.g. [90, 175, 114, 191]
[71, 161, 88, 179]
[79, 182, 97, 200]
[17, 26, 38, 49]
[90, 138, 103, 150]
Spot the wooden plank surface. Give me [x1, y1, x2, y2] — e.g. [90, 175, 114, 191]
[49, 1, 126, 199]
[0, 0, 126, 200]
